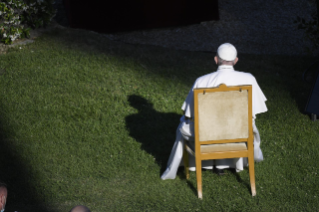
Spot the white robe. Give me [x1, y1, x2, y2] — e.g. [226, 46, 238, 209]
[161, 65, 268, 180]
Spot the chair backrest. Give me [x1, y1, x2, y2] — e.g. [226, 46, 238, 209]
[194, 84, 253, 143]
[189, 84, 256, 199]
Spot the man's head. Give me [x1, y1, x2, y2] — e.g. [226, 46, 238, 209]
[214, 43, 238, 66]
[0, 184, 7, 212]
[69, 205, 91, 212]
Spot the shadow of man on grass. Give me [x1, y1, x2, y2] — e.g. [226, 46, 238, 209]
[125, 95, 180, 173]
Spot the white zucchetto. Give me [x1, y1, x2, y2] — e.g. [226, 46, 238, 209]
[217, 43, 237, 61]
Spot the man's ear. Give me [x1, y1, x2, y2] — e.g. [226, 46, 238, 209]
[0, 194, 7, 207]
[233, 57, 239, 65]
[0, 195, 4, 208]
[214, 56, 218, 65]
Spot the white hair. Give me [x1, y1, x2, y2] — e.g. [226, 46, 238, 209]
[216, 55, 236, 66]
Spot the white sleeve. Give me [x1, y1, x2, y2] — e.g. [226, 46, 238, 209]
[252, 79, 268, 118]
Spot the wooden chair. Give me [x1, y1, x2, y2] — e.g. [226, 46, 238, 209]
[183, 84, 256, 199]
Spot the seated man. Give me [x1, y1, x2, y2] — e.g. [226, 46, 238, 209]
[161, 43, 268, 180]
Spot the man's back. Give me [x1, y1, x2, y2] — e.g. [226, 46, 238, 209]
[182, 65, 267, 119]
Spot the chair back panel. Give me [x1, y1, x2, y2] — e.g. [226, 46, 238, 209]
[197, 90, 249, 141]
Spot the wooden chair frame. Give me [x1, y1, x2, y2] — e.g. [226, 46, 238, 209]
[183, 84, 256, 199]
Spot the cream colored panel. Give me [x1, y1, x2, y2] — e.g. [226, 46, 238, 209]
[200, 142, 247, 153]
[198, 90, 248, 141]
[185, 140, 247, 153]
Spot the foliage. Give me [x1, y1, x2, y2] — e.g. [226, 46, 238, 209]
[295, 12, 319, 54]
[0, 0, 56, 44]
[22, 0, 56, 29]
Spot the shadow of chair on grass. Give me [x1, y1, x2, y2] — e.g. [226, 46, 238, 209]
[125, 95, 180, 174]
[176, 166, 252, 197]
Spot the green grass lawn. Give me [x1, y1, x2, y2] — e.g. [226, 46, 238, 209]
[0, 27, 318, 211]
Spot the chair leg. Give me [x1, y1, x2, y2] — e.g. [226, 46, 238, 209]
[248, 156, 256, 196]
[183, 145, 190, 179]
[195, 158, 203, 199]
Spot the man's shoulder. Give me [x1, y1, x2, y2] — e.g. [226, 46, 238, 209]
[227, 70, 258, 84]
[233, 70, 255, 77]
[196, 72, 218, 81]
